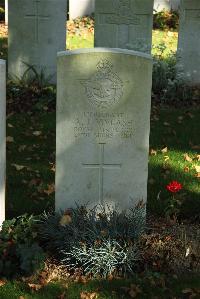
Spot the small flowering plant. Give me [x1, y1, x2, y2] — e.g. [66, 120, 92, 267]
[165, 181, 184, 217]
[166, 181, 182, 193]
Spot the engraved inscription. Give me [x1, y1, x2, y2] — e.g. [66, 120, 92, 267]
[24, 0, 50, 43]
[82, 143, 121, 203]
[100, 0, 140, 26]
[80, 60, 123, 110]
[74, 111, 134, 140]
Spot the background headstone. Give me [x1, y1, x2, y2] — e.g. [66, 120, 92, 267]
[56, 48, 152, 211]
[177, 0, 200, 85]
[154, 0, 180, 12]
[0, 60, 6, 227]
[94, 0, 154, 53]
[5, 0, 8, 25]
[68, 0, 180, 20]
[69, 0, 95, 20]
[8, 0, 67, 83]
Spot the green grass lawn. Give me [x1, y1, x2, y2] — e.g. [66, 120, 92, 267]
[0, 29, 178, 58]
[66, 29, 178, 57]
[0, 274, 199, 298]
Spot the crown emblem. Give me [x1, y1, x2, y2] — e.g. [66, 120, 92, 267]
[80, 59, 123, 110]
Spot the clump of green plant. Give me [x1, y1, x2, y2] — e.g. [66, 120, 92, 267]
[38, 203, 145, 278]
[0, 7, 5, 21]
[0, 214, 45, 277]
[152, 44, 194, 102]
[153, 10, 179, 30]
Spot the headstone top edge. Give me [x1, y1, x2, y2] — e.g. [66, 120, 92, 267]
[58, 48, 152, 61]
[0, 59, 6, 65]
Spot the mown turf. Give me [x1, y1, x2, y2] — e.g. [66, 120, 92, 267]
[0, 274, 199, 299]
[1, 29, 178, 59]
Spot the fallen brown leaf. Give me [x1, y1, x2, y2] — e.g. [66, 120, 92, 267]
[59, 215, 72, 226]
[184, 153, 193, 162]
[0, 280, 6, 287]
[196, 155, 200, 161]
[161, 147, 168, 153]
[150, 149, 157, 156]
[33, 131, 42, 136]
[80, 291, 98, 299]
[184, 166, 190, 173]
[164, 155, 169, 162]
[43, 183, 55, 196]
[6, 136, 14, 142]
[28, 283, 43, 292]
[11, 164, 26, 171]
[163, 122, 170, 127]
[194, 165, 200, 173]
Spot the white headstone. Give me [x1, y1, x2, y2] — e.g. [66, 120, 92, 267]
[8, 0, 67, 83]
[56, 48, 152, 211]
[177, 0, 200, 85]
[94, 0, 154, 53]
[69, 0, 95, 20]
[0, 60, 6, 227]
[154, 0, 180, 12]
[5, 0, 8, 25]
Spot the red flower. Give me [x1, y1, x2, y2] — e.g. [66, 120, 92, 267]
[166, 181, 182, 193]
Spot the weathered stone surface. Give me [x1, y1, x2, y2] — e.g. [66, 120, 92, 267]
[94, 0, 153, 53]
[0, 60, 6, 227]
[8, 0, 66, 83]
[56, 48, 152, 211]
[177, 0, 200, 84]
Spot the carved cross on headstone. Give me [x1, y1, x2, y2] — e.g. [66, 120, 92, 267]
[82, 143, 121, 204]
[24, 0, 50, 43]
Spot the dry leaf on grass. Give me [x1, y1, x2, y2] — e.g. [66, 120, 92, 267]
[59, 215, 72, 226]
[0, 280, 6, 287]
[184, 166, 190, 173]
[184, 153, 193, 162]
[196, 155, 200, 161]
[150, 149, 157, 156]
[43, 183, 55, 195]
[163, 122, 170, 127]
[6, 136, 14, 142]
[33, 131, 42, 136]
[11, 164, 26, 171]
[161, 147, 168, 153]
[194, 165, 200, 173]
[80, 291, 98, 299]
[28, 283, 43, 291]
[164, 156, 169, 162]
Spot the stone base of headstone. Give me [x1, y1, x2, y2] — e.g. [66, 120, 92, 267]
[0, 59, 6, 227]
[56, 48, 152, 212]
